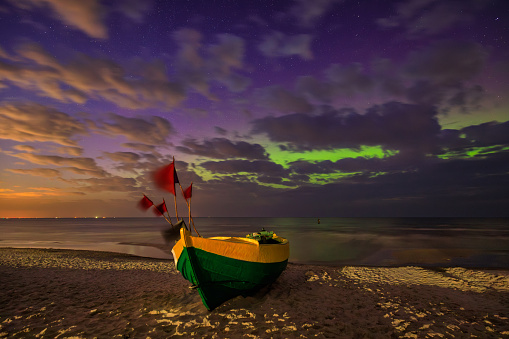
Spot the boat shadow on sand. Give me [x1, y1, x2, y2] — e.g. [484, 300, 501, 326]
[167, 271, 288, 315]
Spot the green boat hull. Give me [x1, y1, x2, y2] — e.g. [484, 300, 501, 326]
[177, 246, 288, 310]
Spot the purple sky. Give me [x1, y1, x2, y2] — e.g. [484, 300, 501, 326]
[0, 0, 508, 218]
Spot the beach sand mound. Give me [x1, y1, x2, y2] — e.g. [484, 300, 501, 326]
[1, 248, 508, 338]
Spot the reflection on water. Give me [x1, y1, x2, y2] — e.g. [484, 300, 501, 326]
[1, 217, 508, 267]
[0, 240, 172, 260]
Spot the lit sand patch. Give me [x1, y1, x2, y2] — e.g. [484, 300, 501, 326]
[340, 266, 507, 293]
[333, 266, 509, 337]
[0, 248, 176, 274]
[444, 267, 509, 292]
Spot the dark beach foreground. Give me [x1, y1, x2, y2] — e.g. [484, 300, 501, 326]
[1, 248, 508, 338]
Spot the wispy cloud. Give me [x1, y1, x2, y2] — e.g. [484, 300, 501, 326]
[13, 145, 37, 152]
[290, 0, 342, 27]
[72, 176, 139, 192]
[177, 138, 269, 160]
[257, 85, 313, 114]
[57, 146, 83, 156]
[0, 42, 186, 110]
[12, 0, 108, 39]
[173, 29, 251, 99]
[377, 0, 487, 38]
[6, 168, 61, 178]
[259, 32, 313, 60]
[0, 102, 88, 146]
[7, 0, 154, 39]
[94, 113, 175, 146]
[11, 153, 108, 178]
[201, 159, 287, 175]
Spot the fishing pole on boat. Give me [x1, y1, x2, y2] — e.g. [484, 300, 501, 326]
[172, 157, 180, 223]
[156, 198, 174, 226]
[180, 182, 200, 237]
[172, 193, 179, 222]
[137, 194, 173, 226]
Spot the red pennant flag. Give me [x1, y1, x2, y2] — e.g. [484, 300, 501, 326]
[138, 195, 154, 210]
[153, 200, 168, 216]
[183, 183, 192, 200]
[153, 162, 179, 195]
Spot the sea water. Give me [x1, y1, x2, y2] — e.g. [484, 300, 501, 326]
[1, 217, 508, 267]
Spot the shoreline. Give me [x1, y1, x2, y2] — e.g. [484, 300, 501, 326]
[0, 241, 173, 260]
[1, 248, 509, 338]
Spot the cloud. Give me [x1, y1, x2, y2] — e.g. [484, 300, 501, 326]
[405, 41, 487, 86]
[293, 41, 488, 111]
[57, 146, 83, 156]
[0, 102, 88, 146]
[72, 176, 138, 192]
[173, 28, 210, 98]
[200, 159, 287, 175]
[259, 32, 313, 60]
[290, 0, 341, 27]
[8, 0, 152, 38]
[173, 29, 251, 97]
[438, 121, 509, 152]
[326, 63, 374, 96]
[114, 0, 153, 23]
[101, 151, 155, 174]
[461, 121, 509, 147]
[296, 76, 334, 104]
[295, 62, 383, 105]
[256, 85, 313, 114]
[402, 41, 488, 110]
[11, 153, 108, 177]
[121, 143, 158, 152]
[0, 36, 250, 112]
[377, 0, 487, 38]
[208, 34, 251, 92]
[13, 145, 37, 152]
[252, 102, 441, 153]
[280, 120, 509, 189]
[214, 127, 228, 136]
[102, 151, 141, 163]
[95, 113, 174, 145]
[0, 42, 186, 110]
[0, 188, 84, 198]
[287, 160, 337, 175]
[6, 167, 61, 178]
[14, 0, 107, 39]
[0, 46, 8, 58]
[176, 138, 268, 160]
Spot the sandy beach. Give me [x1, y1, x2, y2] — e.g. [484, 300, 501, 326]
[1, 248, 508, 338]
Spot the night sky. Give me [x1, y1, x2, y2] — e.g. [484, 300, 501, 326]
[0, 0, 508, 218]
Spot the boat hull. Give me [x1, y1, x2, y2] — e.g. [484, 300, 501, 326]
[172, 229, 289, 310]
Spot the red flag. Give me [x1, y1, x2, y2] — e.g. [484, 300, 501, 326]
[153, 200, 168, 216]
[138, 195, 154, 210]
[183, 183, 192, 200]
[153, 162, 179, 195]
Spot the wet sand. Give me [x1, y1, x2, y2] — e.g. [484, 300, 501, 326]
[1, 248, 508, 338]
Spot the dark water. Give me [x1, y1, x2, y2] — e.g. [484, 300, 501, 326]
[1, 217, 508, 267]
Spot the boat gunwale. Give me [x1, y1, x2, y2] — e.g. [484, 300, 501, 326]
[173, 228, 289, 265]
[207, 235, 289, 246]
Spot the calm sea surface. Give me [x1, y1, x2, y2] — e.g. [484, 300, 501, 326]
[1, 217, 508, 267]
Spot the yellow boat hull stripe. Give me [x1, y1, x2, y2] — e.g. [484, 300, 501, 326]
[172, 228, 289, 264]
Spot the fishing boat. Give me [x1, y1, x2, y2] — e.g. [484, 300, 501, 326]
[171, 227, 289, 310]
[139, 158, 289, 310]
